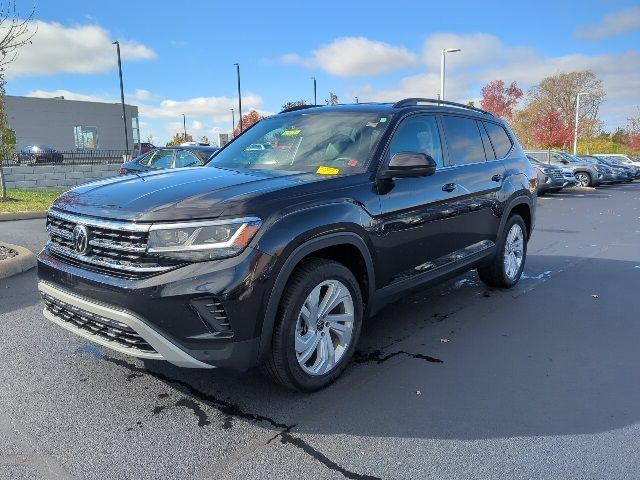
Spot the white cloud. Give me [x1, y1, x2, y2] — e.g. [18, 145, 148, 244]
[6, 20, 156, 78]
[132, 89, 153, 101]
[352, 33, 639, 130]
[575, 7, 640, 40]
[281, 36, 418, 77]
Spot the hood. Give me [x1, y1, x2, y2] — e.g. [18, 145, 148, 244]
[51, 166, 315, 222]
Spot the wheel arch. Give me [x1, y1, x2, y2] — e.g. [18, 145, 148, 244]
[256, 232, 375, 364]
[499, 195, 534, 240]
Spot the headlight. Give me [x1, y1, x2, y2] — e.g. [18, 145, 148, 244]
[148, 217, 262, 261]
[542, 168, 554, 174]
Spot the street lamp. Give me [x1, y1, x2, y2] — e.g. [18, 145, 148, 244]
[440, 48, 461, 101]
[182, 114, 187, 140]
[312, 77, 317, 105]
[573, 92, 591, 155]
[230, 108, 235, 133]
[112, 40, 129, 153]
[234, 63, 242, 132]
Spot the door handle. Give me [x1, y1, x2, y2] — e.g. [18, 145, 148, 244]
[491, 174, 502, 182]
[442, 183, 456, 192]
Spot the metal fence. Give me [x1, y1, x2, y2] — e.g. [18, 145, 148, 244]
[2, 150, 131, 166]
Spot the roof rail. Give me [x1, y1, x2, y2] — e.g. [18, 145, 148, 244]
[280, 104, 321, 114]
[392, 98, 494, 116]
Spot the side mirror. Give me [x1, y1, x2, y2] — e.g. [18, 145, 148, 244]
[379, 152, 436, 179]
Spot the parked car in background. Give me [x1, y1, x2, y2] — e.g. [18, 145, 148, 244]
[580, 155, 635, 183]
[525, 150, 603, 187]
[594, 154, 640, 169]
[527, 155, 568, 195]
[17, 145, 64, 165]
[119, 145, 220, 175]
[593, 155, 640, 180]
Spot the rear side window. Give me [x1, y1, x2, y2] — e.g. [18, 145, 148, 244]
[389, 116, 444, 167]
[484, 122, 513, 158]
[441, 115, 486, 165]
[478, 121, 496, 160]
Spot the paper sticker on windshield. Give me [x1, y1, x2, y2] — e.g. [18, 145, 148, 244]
[281, 129, 301, 137]
[379, 117, 387, 122]
[316, 166, 340, 175]
[366, 121, 378, 128]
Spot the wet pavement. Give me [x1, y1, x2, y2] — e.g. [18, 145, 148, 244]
[1, 183, 639, 479]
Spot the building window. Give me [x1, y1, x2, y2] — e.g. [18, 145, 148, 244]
[131, 116, 141, 151]
[74, 126, 99, 150]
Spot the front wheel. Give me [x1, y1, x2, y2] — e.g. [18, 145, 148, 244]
[478, 214, 527, 289]
[264, 258, 363, 391]
[574, 171, 592, 187]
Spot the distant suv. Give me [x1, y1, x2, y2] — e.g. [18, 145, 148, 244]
[525, 150, 603, 187]
[38, 99, 536, 391]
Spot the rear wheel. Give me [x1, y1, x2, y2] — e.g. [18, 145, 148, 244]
[574, 171, 592, 187]
[264, 258, 363, 391]
[478, 214, 527, 289]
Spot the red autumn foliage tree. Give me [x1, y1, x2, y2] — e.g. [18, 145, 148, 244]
[480, 80, 523, 119]
[533, 109, 573, 148]
[628, 111, 640, 152]
[233, 110, 262, 137]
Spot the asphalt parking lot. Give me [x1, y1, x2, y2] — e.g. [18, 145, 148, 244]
[1, 183, 639, 480]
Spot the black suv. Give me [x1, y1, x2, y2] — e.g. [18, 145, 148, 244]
[38, 99, 536, 391]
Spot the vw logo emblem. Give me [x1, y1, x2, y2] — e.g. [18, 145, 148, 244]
[72, 224, 90, 254]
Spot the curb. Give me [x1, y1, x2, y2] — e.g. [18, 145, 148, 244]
[0, 211, 47, 222]
[0, 242, 37, 280]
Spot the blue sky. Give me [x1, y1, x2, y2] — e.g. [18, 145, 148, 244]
[6, 0, 640, 145]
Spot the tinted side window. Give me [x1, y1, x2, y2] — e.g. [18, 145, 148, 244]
[174, 150, 201, 168]
[389, 116, 444, 167]
[484, 122, 513, 158]
[478, 121, 496, 160]
[441, 115, 486, 165]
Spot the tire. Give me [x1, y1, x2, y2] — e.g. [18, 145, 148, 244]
[574, 171, 592, 187]
[263, 258, 363, 392]
[478, 214, 527, 289]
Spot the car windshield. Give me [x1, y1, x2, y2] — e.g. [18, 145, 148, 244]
[558, 152, 582, 163]
[209, 112, 393, 175]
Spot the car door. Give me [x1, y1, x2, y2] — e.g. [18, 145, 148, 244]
[439, 115, 506, 251]
[374, 114, 470, 288]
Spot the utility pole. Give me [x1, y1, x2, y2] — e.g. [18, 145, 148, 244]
[182, 114, 187, 140]
[234, 63, 243, 132]
[573, 92, 591, 155]
[112, 41, 129, 153]
[312, 77, 317, 105]
[231, 108, 235, 134]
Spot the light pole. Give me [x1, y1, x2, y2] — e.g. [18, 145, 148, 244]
[231, 108, 235, 133]
[112, 41, 129, 153]
[312, 77, 317, 105]
[573, 92, 591, 155]
[440, 48, 461, 101]
[234, 63, 242, 132]
[182, 114, 187, 140]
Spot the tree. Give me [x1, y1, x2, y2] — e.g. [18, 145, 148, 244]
[0, 1, 36, 199]
[628, 110, 640, 152]
[325, 92, 339, 105]
[199, 135, 210, 145]
[479, 80, 523, 119]
[529, 71, 605, 136]
[281, 99, 308, 111]
[533, 109, 573, 149]
[166, 133, 193, 146]
[145, 133, 154, 145]
[233, 110, 262, 137]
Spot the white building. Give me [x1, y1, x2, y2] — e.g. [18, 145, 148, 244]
[5, 95, 139, 151]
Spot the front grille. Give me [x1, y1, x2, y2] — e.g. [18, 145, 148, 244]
[42, 293, 156, 353]
[551, 171, 563, 181]
[46, 211, 178, 277]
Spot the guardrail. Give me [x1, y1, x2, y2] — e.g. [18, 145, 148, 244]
[2, 150, 132, 166]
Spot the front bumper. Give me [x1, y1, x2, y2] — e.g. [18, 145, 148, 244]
[37, 245, 277, 370]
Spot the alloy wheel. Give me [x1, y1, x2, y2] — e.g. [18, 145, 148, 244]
[575, 172, 590, 187]
[295, 280, 354, 376]
[503, 223, 524, 280]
